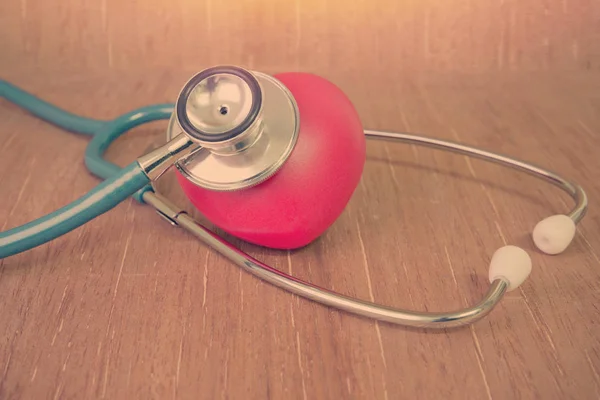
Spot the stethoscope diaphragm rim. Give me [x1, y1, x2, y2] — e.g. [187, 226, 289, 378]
[175, 65, 263, 144]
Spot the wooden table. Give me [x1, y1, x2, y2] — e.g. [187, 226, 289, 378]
[1, 67, 599, 399]
[1, 0, 600, 396]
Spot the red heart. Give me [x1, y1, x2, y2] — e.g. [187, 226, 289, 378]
[176, 72, 366, 249]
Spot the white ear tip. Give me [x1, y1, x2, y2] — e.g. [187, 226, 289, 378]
[488, 245, 532, 291]
[532, 214, 576, 255]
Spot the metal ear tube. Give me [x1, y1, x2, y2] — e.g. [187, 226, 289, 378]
[143, 190, 511, 329]
[138, 125, 586, 329]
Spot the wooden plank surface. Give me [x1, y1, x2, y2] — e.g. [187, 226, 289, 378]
[1, 0, 600, 73]
[1, 0, 600, 399]
[1, 67, 599, 400]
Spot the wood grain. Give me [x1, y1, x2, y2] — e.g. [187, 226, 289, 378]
[1, 1, 600, 399]
[1, 0, 600, 74]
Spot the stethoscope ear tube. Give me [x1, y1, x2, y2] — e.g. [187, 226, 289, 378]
[139, 129, 586, 329]
[364, 130, 587, 256]
[143, 190, 511, 329]
[364, 130, 587, 224]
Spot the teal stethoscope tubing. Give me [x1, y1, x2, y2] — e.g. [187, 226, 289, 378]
[0, 80, 174, 259]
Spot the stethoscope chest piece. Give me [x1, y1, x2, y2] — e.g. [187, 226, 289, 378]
[167, 66, 300, 191]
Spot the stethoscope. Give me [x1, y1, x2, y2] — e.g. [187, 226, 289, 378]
[0, 65, 588, 329]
